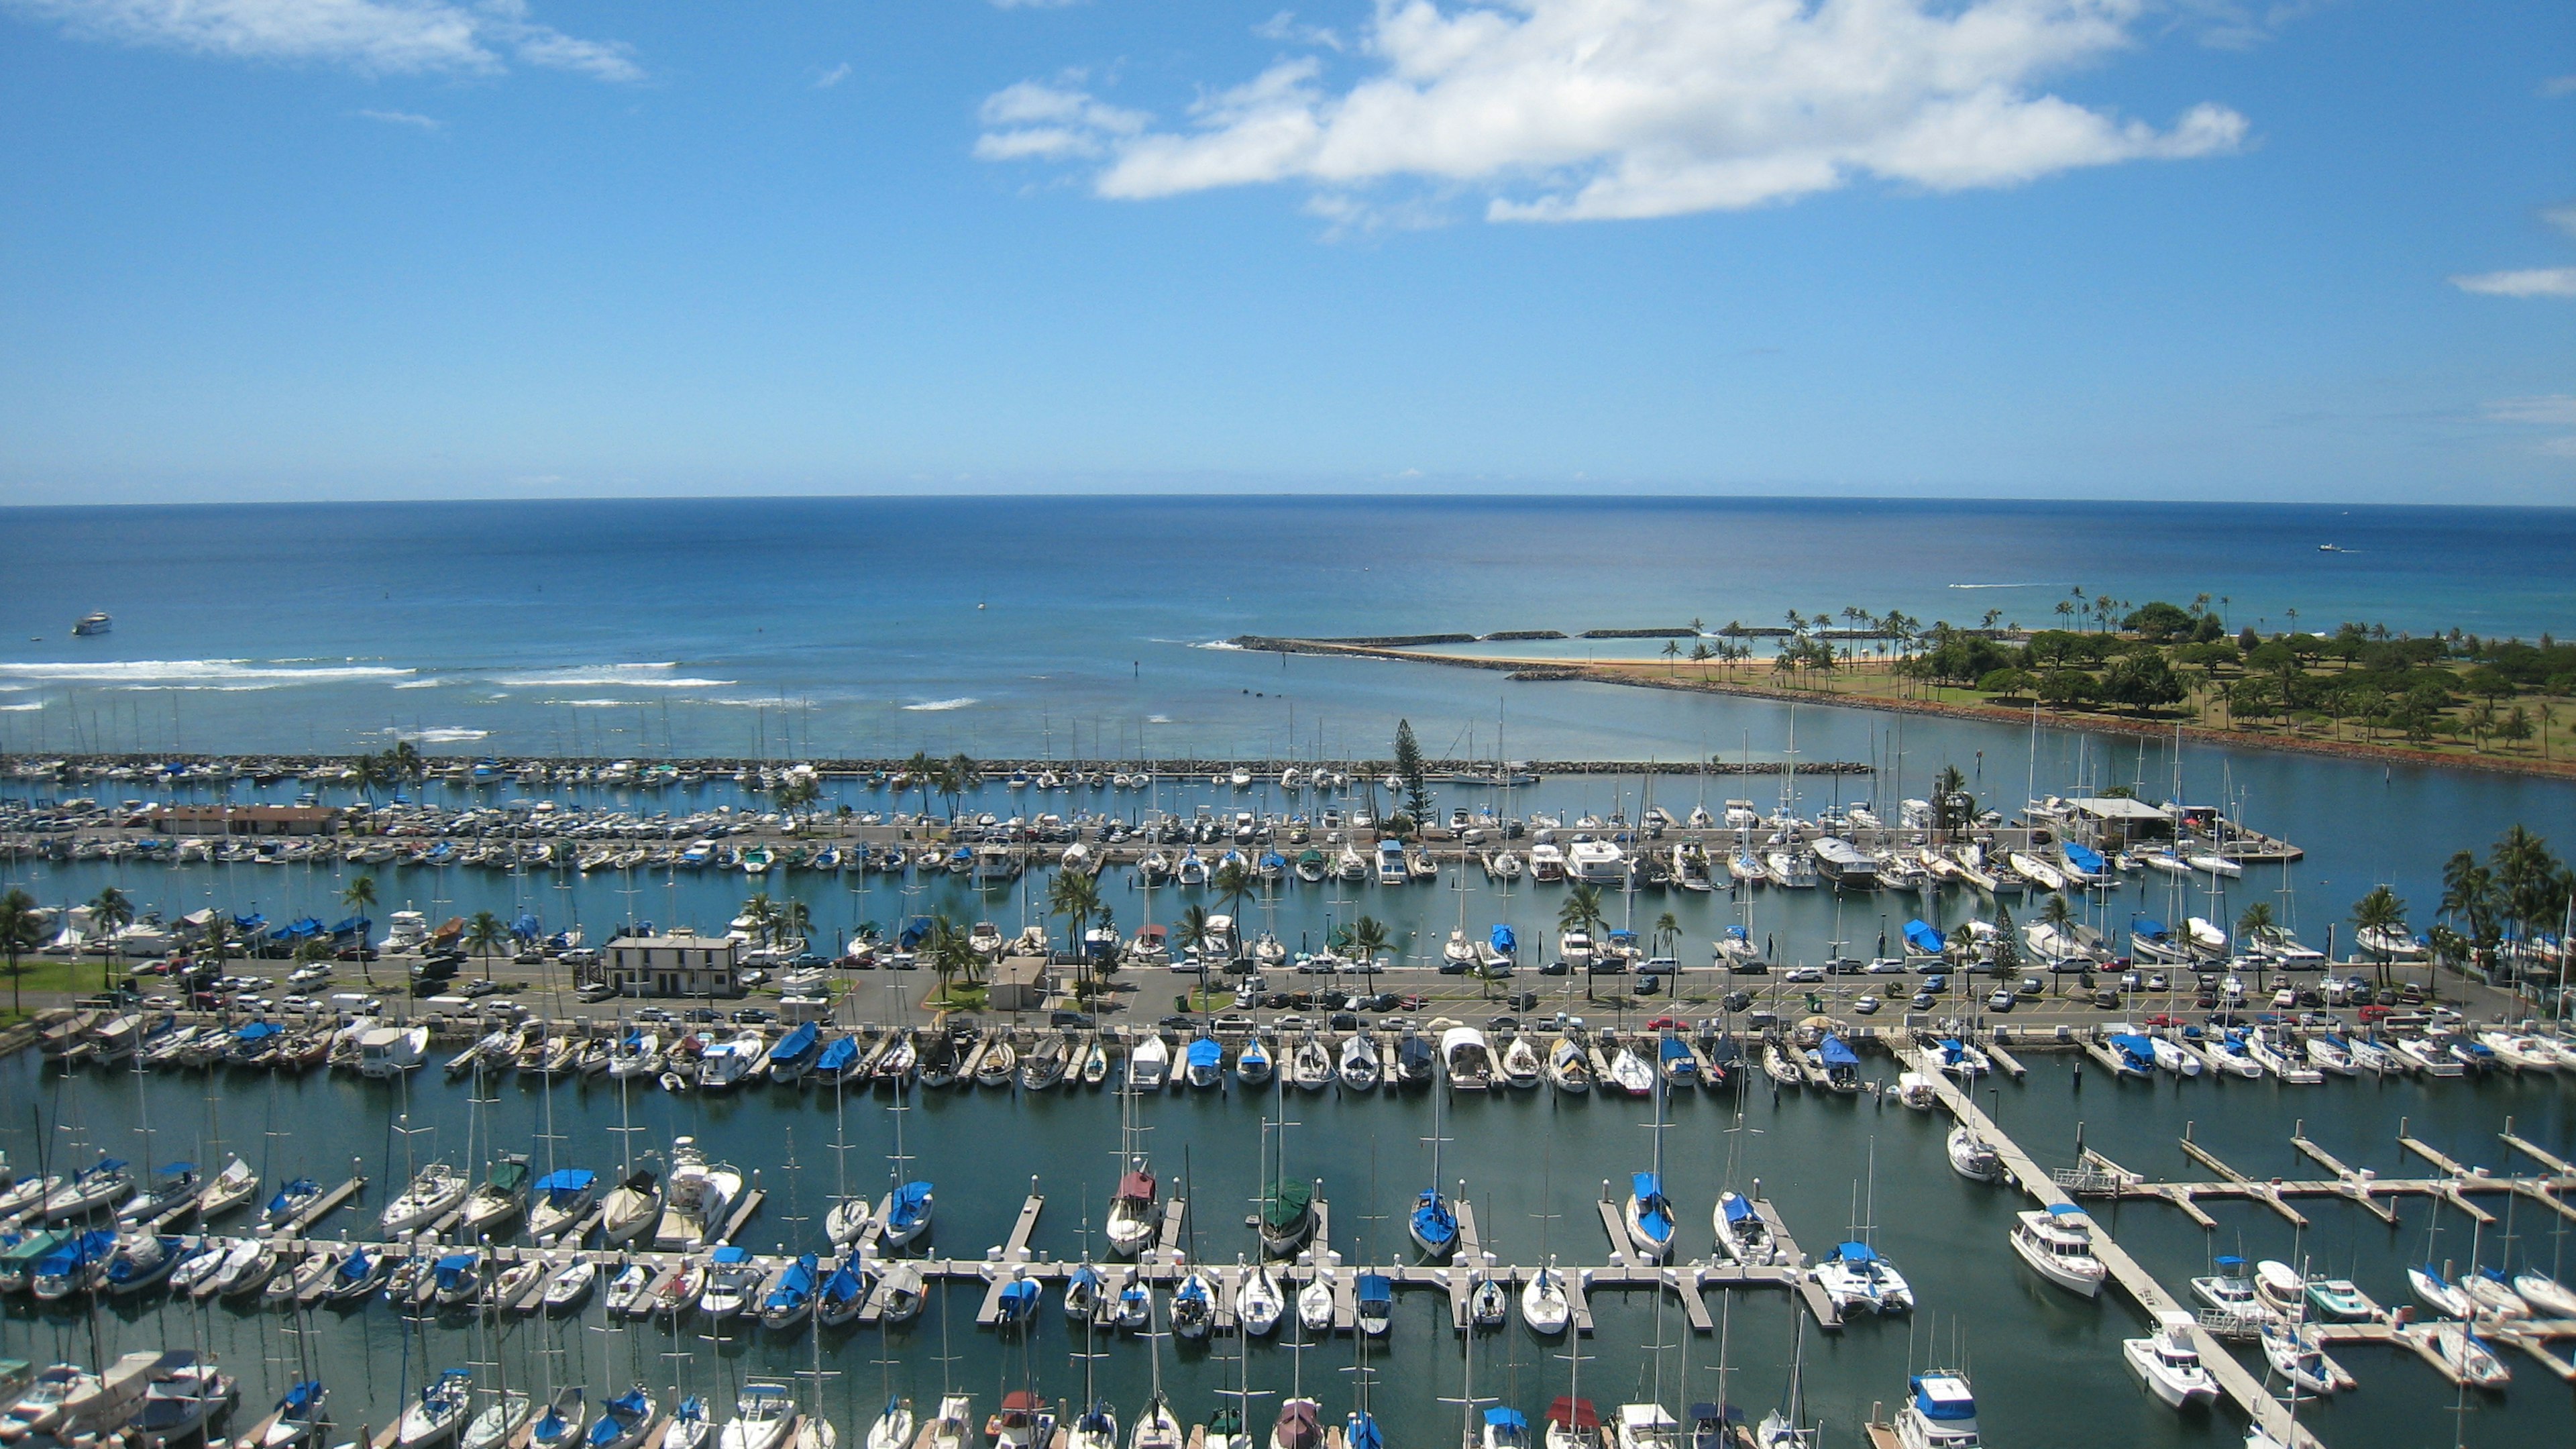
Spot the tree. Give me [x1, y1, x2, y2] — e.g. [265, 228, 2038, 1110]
[1662, 639, 1682, 674]
[2351, 885, 2408, 989]
[775, 898, 813, 949]
[1392, 720, 1429, 822]
[89, 886, 134, 991]
[1047, 868, 1102, 957]
[2101, 652, 2185, 714]
[775, 777, 820, 834]
[739, 892, 779, 949]
[0, 888, 39, 1017]
[1212, 859, 1257, 967]
[464, 910, 508, 983]
[341, 874, 378, 985]
[1653, 910, 1680, 961]
[1558, 883, 1607, 938]
[1929, 765, 1975, 841]
[2037, 893, 2074, 991]
[2440, 850, 2499, 963]
[904, 750, 936, 818]
[1990, 898, 2021, 976]
[942, 754, 979, 823]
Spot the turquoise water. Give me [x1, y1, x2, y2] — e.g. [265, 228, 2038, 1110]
[1, 1048, 2568, 1449]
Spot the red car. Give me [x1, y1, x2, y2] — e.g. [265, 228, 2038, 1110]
[2357, 1003, 2393, 1024]
[1644, 1016, 1685, 1032]
[1396, 994, 1428, 1011]
[2143, 1012, 2184, 1028]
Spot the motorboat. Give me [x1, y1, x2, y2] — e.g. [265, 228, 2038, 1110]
[1128, 1032, 1171, 1090]
[2122, 1311, 2218, 1409]
[2008, 1205, 2106, 1297]
[134, 1355, 239, 1449]
[1442, 1028, 1495, 1089]
[1891, 1371, 1980, 1449]
[655, 1138, 745, 1249]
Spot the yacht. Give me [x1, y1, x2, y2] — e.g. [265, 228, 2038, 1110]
[1127, 1032, 1171, 1090]
[379, 1163, 470, 1235]
[2192, 1258, 2276, 1328]
[72, 611, 112, 636]
[1623, 1172, 1676, 1263]
[2008, 1205, 2106, 1297]
[1713, 1192, 1777, 1265]
[599, 1169, 661, 1246]
[654, 1138, 745, 1248]
[1891, 1372, 1981, 1449]
[1337, 1031, 1381, 1091]
[2418, 1322, 2511, 1389]
[1105, 1165, 1159, 1258]
[2122, 1311, 2218, 1409]
[2258, 1322, 2353, 1395]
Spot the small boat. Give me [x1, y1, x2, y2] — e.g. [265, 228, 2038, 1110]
[1622, 1173, 1676, 1263]
[460, 1157, 530, 1238]
[2259, 1322, 2354, 1395]
[464, 1391, 531, 1449]
[134, 1355, 238, 1449]
[117, 1163, 203, 1225]
[1234, 1036, 1273, 1088]
[1234, 1260, 1285, 1336]
[2408, 1263, 2473, 1319]
[758, 1254, 818, 1330]
[1356, 1273, 1393, 1337]
[1289, 1036, 1334, 1091]
[2511, 1269, 2576, 1318]
[2302, 1275, 2379, 1323]
[665, 1398, 713, 1449]
[1295, 1271, 1334, 1336]
[197, 1157, 258, 1219]
[1521, 1259, 1571, 1334]
[246, 1381, 331, 1449]
[1712, 1193, 1776, 1266]
[2008, 1205, 2106, 1297]
[326, 1247, 390, 1304]
[816, 1262, 869, 1328]
[1945, 1126, 2002, 1185]
[42, 1159, 134, 1222]
[727, 1385, 797, 1449]
[2122, 1311, 2218, 1409]
[1891, 1371, 1978, 1449]
[1337, 1032, 1381, 1091]
[538, 1256, 595, 1314]
[604, 1263, 654, 1318]
[380, 1164, 470, 1236]
[1171, 1273, 1215, 1340]
[699, 1246, 763, 1318]
[2417, 1322, 2510, 1390]
[587, 1386, 657, 1449]
[599, 1170, 661, 1246]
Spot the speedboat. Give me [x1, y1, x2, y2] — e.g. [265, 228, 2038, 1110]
[2008, 1205, 2106, 1297]
[698, 1246, 763, 1319]
[2302, 1275, 2379, 1322]
[2122, 1312, 2218, 1409]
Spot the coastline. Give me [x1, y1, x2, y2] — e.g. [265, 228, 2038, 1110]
[1232, 635, 2576, 782]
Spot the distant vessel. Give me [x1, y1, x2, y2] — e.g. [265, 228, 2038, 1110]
[2318, 543, 2344, 553]
[72, 612, 112, 636]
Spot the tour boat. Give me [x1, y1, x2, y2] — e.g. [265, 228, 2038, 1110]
[2122, 1312, 2218, 1409]
[2008, 1205, 2106, 1297]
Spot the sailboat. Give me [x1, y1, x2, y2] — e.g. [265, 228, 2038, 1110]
[876, 1081, 933, 1250]
[1408, 1085, 1459, 1258]
[1623, 1077, 1677, 1263]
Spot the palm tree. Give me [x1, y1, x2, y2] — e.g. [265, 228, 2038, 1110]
[739, 892, 779, 949]
[1212, 859, 1257, 967]
[1, 888, 40, 1017]
[1557, 883, 1607, 938]
[775, 777, 820, 835]
[904, 750, 937, 818]
[1930, 765, 1972, 840]
[464, 910, 508, 983]
[2351, 885, 2406, 981]
[1653, 910, 1680, 961]
[775, 898, 813, 951]
[341, 874, 378, 985]
[2036, 893, 2074, 992]
[89, 886, 134, 991]
[1048, 869, 1103, 994]
[943, 753, 979, 823]
[1349, 916, 1391, 967]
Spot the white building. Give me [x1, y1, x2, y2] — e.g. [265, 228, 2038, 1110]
[600, 932, 745, 998]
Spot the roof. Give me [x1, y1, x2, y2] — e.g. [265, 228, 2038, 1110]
[608, 934, 740, 953]
[2065, 796, 2170, 821]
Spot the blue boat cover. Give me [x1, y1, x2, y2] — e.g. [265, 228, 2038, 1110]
[537, 1170, 597, 1194]
[1485, 1410, 1527, 1431]
[815, 1036, 859, 1073]
[1819, 1037, 1859, 1067]
[280, 1383, 323, 1415]
[1835, 1242, 1878, 1263]
[898, 917, 933, 948]
[765, 1256, 817, 1307]
[1186, 1038, 1223, 1068]
[2109, 1034, 2156, 1062]
[266, 1179, 317, 1214]
[337, 1250, 374, 1281]
[821, 1267, 864, 1303]
[2063, 843, 2106, 873]
[1909, 1377, 1976, 1421]
[767, 1022, 819, 1061]
[1346, 1414, 1384, 1449]
[1902, 920, 1945, 954]
[890, 1181, 932, 1227]
[2131, 918, 2169, 938]
[710, 1246, 750, 1264]
[2214, 1256, 2247, 1270]
[1490, 924, 1517, 954]
[160, 1162, 196, 1177]
[236, 1022, 282, 1042]
[435, 1252, 477, 1272]
[1722, 1195, 1754, 1224]
[1356, 1273, 1392, 1303]
[1411, 1189, 1457, 1246]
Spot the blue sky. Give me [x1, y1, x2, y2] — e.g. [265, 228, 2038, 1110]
[1, 1, 2569, 504]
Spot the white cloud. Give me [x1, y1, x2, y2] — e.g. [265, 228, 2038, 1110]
[7, 0, 641, 81]
[973, 79, 1148, 161]
[2484, 395, 2576, 427]
[356, 107, 439, 128]
[2451, 268, 2576, 299]
[975, 0, 2247, 223]
[2546, 204, 2576, 239]
[1254, 9, 1344, 49]
[815, 60, 851, 89]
